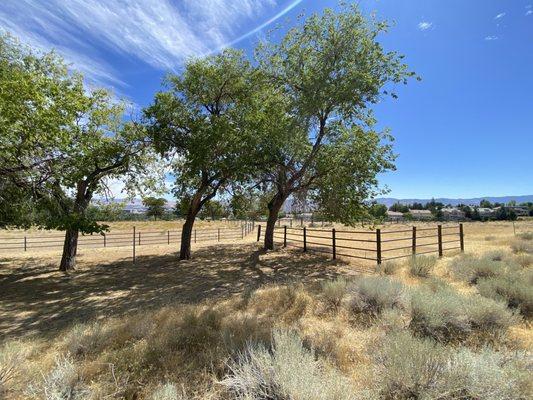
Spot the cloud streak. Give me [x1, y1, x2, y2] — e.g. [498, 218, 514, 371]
[417, 21, 433, 31]
[0, 0, 301, 87]
[494, 12, 506, 19]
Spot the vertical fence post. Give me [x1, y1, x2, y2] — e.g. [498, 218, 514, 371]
[133, 226, 136, 264]
[459, 223, 464, 252]
[194, 229, 197, 243]
[218, 228, 220, 242]
[332, 228, 336, 260]
[376, 228, 382, 265]
[283, 225, 287, 247]
[257, 225, 261, 242]
[290, 219, 293, 228]
[437, 224, 443, 257]
[303, 226, 307, 252]
[138, 231, 141, 246]
[24, 236, 27, 252]
[167, 230, 170, 245]
[412, 226, 416, 255]
[104, 233, 106, 248]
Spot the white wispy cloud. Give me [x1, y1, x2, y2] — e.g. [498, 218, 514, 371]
[526, 10, 533, 16]
[417, 21, 433, 31]
[0, 0, 301, 87]
[494, 12, 506, 19]
[485, 35, 499, 41]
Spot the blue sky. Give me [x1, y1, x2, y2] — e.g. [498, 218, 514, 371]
[1, 0, 532, 199]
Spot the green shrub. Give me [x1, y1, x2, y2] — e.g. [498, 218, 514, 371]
[347, 276, 409, 317]
[375, 332, 531, 400]
[408, 255, 437, 277]
[409, 287, 516, 343]
[222, 329, 360, 400]
[450, 255, 506, 285]
[321, 277, 348, 309]
[477, 273, 533, 318]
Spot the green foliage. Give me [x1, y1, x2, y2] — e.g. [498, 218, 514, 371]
[347, 276, 409, 316]
[389, 202, 409, 213]
[145, 49, 256, 211]
[408, 255, 437, 277]
[143, 197, 166, 220]
[409, 287, 516, 343]
[251, 4, 416, 238]
[198, 199, 229, 220]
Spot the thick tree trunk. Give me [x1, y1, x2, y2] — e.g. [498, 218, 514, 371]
[179, 202, 201, 260]
[59, 228, 79, 272]
[264, 194, 286, 250]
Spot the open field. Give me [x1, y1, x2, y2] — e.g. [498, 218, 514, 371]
[0, 220, 532, 399]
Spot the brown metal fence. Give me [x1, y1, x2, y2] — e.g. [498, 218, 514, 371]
[257, 223, 464, 265]
[0, 221, 256, 263]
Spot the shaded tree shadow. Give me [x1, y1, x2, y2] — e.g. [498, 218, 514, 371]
[0, 242, 355, 339]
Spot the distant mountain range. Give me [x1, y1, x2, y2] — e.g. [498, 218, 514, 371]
[375, 195, 533, 208]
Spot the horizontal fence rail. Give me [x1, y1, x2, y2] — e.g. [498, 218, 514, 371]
[258, 223, 464, 265]
[0, 221, 256, 263]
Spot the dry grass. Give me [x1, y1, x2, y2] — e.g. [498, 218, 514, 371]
[0, 220, 531, 399]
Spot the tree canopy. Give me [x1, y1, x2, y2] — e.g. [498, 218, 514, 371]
[144, 49, 258, 259]
[250, 4, 416, 248]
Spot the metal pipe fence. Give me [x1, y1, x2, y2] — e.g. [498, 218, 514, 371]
[257, 223, 464, 265]
[0, 221, 256, 262]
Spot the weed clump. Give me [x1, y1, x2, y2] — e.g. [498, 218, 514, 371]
[379, 261, 400, 275]
[409, 287, 516, 343]
[450, 255, 506, 284]
[346, 276, 409, 317]
[510, 239, 532, 254]
[27, 356, 89, 400]
[477, 272, 533, 318]
[375, 332, 532, 400]
[321, 277, 348, 309]
[408, 255, 437, 277]
[222, 329, 358, 400]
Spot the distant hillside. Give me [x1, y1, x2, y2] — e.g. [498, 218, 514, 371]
[375, 195, 533, 208]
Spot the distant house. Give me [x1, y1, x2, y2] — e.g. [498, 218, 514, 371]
[386, 210, 404, 221]
[441, 207, 465, 221]
[477, 207, 494, 218]
[509, 206, 529, 216]
[409, 209, 433, 220]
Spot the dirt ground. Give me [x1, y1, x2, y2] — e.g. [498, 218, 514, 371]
[1, 219, 530, 340]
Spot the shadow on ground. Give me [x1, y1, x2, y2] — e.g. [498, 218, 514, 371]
[0, 243, 359, 339]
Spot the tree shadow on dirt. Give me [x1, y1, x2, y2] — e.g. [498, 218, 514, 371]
[0, 242, 363, 339]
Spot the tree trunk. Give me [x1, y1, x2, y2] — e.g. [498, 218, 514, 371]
[264, 194, 286, 250]
[179, 202, 201, 260]
[59, 228, 79, 272]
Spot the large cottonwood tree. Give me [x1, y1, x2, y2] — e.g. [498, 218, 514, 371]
[253, 5, 417, 249]
[0, 34, 156, 271]
[144, 49, 256, 260]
